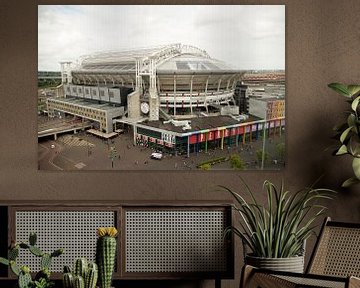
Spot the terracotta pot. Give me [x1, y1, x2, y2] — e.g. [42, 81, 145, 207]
[245, 254, 305, 273]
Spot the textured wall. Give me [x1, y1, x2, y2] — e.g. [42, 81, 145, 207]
[0, 1, 359, 287]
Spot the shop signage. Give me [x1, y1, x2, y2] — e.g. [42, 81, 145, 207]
[162, 133, 175, 144]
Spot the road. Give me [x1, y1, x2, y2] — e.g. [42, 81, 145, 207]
[38, 142, 63, 170]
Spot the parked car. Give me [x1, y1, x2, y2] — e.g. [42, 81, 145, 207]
[150, 152, 163, 160]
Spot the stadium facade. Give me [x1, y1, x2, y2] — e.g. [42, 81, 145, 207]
[48, 43, 284, 155]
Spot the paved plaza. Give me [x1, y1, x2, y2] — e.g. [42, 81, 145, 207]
[38, 127, 285, 171]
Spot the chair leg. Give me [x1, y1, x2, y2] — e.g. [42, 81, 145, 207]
[215, 278, 221, 288]
[240, 265, 255, 288]
[349, 276, 360, 288]
[240, 265, 296, 288]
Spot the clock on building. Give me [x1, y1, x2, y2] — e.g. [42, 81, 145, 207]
[140, 102, 150, 114]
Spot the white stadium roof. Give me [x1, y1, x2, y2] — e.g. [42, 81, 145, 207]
[73, 43, 238, 74]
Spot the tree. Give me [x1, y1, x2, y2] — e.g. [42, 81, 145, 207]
[256, 149, 268, 167]
[276, 142, 286, 162]
[229, 154, 245, 170]
[200, 163, 211, 170]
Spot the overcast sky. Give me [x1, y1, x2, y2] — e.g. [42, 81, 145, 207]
[38, 5, 285, 71]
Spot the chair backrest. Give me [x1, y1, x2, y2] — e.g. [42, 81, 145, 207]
[307, 217, 360, 278]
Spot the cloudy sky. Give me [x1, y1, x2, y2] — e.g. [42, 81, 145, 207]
[38, 5, 285, 71]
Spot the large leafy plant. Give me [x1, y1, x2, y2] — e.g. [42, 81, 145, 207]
[222, 179, 334, 258]
[328, 83, 360, 187]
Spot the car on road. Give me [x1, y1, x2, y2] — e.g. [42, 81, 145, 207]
[150, 152, 163, 160]
[50, 144, 55, 149]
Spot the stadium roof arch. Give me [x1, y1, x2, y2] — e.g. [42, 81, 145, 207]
[70, 43, 241, 76]
[76, 44, 209, 70]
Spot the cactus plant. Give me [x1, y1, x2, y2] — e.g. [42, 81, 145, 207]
[74, 258, 88, 279]
[29, 232, 37, 246]
[9, 246, 20, 260]
[0, 257, 9, 266]
[96, 227, 118, 288]
[19, 268, 32, 288]
[63, 272, 74, 288]
[29, 245, 45, 257]
[41, 253, 52, 270]
[73, 275, 85, 288]
[35, 267, 51, 282]
[62, 259, 98, 288]
[85, 262, 98, 288]
[10, 260, 21, 276]
[0, 232, 63, 288]
[64, 265, 72, 273]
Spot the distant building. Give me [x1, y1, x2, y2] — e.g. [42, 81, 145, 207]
[234, 83, 249, 114]
[47, 98, 124, 133]
[241, 71, 285, 121]
[38, 71, 62, 87]
[132, 115, 284, 157]
[249, 97, 285, 120]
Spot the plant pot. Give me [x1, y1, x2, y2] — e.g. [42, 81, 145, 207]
[245, 254, 305, 273]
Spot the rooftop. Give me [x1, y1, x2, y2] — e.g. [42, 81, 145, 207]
[49, 97, 122, 111]
[140, 115, 262, 134]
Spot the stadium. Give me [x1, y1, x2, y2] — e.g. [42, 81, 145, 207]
[47, 43, 284, 156]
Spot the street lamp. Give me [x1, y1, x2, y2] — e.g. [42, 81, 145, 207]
[261, 111, 267, 170]
[109, 146, 118, 169]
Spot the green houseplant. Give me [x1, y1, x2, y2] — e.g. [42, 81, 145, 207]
[328, 83, 360, 187]
[222, 179, 334, 272]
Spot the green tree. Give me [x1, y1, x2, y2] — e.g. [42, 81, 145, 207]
[229, 154, 245, 170]
[200, 163, 211, 170]
[276, 142, 286, 162]
[256, 149, 268, 166]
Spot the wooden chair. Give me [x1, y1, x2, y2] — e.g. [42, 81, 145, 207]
[241, 217, 360, 288]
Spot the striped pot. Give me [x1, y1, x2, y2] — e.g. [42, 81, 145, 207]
[245, 254, 305, 273]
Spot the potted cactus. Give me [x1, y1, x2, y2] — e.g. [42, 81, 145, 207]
[62, 258, 98, 288]
[0, 232, 63, 288]
[96, 227, 118, 288]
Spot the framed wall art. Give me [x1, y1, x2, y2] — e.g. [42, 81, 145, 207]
[38, 5, 285, 171]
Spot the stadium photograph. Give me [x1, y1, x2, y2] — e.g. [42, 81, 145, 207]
[38, 5, 285, 171]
